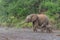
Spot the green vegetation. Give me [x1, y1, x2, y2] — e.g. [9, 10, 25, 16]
[0, 0, 60, 29]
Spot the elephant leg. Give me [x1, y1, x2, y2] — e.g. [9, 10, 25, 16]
[40, 24, 46, 33]
[41, 27, 46, 32]
[33, 26, 37, 32]
[46, 27, 52, 33]
[33, 21, 38, 32]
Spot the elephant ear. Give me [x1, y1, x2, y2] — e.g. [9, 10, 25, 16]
[31, 14, 38, 22]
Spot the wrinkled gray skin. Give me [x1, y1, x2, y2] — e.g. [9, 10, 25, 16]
[25, 14, 52, 33]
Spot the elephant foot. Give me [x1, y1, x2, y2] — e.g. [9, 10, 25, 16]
[46, 30, 53, 33]
[33, 29, 37, 32]
[46, 28, 53, 33]
[40, 28, 45, 33]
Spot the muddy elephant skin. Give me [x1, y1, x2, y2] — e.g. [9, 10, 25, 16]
[25, 14, 52, 33]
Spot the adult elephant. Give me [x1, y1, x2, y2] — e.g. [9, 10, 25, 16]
[25, 14, 52, 33]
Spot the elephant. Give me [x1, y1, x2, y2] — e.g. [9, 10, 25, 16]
[25, 14, 52, 33]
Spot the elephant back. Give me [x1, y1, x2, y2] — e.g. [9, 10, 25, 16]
[37, 14, 49, 26]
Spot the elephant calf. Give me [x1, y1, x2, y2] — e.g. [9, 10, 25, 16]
[25, 14, 52, 33]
